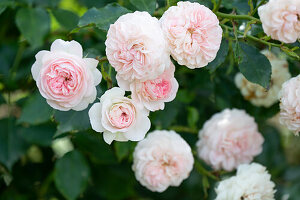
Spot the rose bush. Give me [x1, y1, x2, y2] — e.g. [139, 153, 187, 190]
[0, 0, 300, 200]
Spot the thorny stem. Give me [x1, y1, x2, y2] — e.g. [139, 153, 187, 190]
[220, 24, 300, 60]
[215, 12, 261, 23]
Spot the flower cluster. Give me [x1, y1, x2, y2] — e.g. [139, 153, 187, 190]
[196, 109, 264, 171]
[215, 163, 276, 200]
[132, 130, 194, 192]
[235, 50, 291, 107]
[29, 0, 288, 195]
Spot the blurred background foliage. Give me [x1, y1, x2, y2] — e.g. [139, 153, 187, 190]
[0, 0, 300, 199]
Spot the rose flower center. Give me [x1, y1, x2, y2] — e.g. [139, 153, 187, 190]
[109, 103, 135, 129]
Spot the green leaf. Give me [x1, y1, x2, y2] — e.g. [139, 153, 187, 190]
[54, 109, 91, 137]
[151, 100, 180, 129]
[20, 124, 55, 147]
[187, 107, 199, 129]
[0, 119, 29, 170]
[114, 142, 136, 162]
[207, 39, 229, 72]
[78, 3, 131, 31]
[17, 93, 53, 125]
[129, 0, 156, 14]
[238, 43, 272, 89]
[54, 150, 90, 200]
[73, 132, 117, 164]
[52, 9, 79, 30]
[15, 7, 50, 48]
[0, 6, 6, 15]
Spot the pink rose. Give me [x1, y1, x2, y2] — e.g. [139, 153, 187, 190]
[130, 62, 179, 111]
[160, 1, 222, 69]
[196, 109, 264, 171]
[132, 130, 194, 192]
[88, 87, 151, 144]
[258, 0, 300, 43]
[31, 39, 102, 111]
[105, 11, 170, 83]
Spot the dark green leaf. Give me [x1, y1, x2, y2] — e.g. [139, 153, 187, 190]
[54, 108, 91, 137]
[0, 7, 6, 15]
[78, 3, 131, 31]
[114, 142, 136, 162]
[73, 132, 117, 164]
[17, 93, 53, 125]
[238, 43, 272, 89]
[54, 150, 90, 200]
[92, 164, 135, 199]
[206, 39, 229, 72]
[129, 0, 156, 14]
[0, 119, 29, 170]
[187, 107, 199, 129]
[20, 124, 55, 147]
[52, 9, 79, 30]
[15, 7, 50, 48]
[151, 100, 180, 129]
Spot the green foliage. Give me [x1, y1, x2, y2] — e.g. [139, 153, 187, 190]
[54, 150, 90, 200]
[54, 109, 90, 137]
[17, 93, 53, 125]
[0, 119, 29, 170]
[52, 9, 79, 30]
[237, 42, 272, 89]
[129, 0, 156, 14]
[78, 3, 131, 31]
[206, 39, 229, 73]
[15, 7, 50, 48]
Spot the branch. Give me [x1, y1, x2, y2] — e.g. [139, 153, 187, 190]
[220, 24, 300, 60]
[216, 12, 261, 23]
[170, 126, 198, 134]
[213, 0, 222, 12]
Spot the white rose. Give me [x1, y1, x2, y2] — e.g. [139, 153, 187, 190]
[258, 0, 300, 43]
[88, 87, 151, 144]
[105, 11, 170, 84]
[132, 130, 194, 192]
[216, 163, 276, 200]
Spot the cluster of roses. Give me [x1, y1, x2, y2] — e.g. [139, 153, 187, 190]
[30, 0, 299, 198]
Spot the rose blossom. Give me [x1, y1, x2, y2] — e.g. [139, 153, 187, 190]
[105, 11, 170, 84]
[129, 62, 179, 111]
[31, 39, 101, 111]
[215, 163, 276, 200]
[160, 1, 222, 69]
[279, 75, 300, 135]
[258, 0, 300, 43]
[235, 50, 291, 107]
[132, 130, 194, 192]
[88, 87, 151, 144]
[196, 109, 264, 171]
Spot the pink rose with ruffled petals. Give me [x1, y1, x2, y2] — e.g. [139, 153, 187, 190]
[130, 62, 179, 111]
[258, 0, 300, 43]
[105, 11, 170, 83]
[160, 1, 222, 69]
[132, 130, 194, 192]
[88, 87, 151, 144]
[197, 109, 264, 171]
[31, 39, 102, 111]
